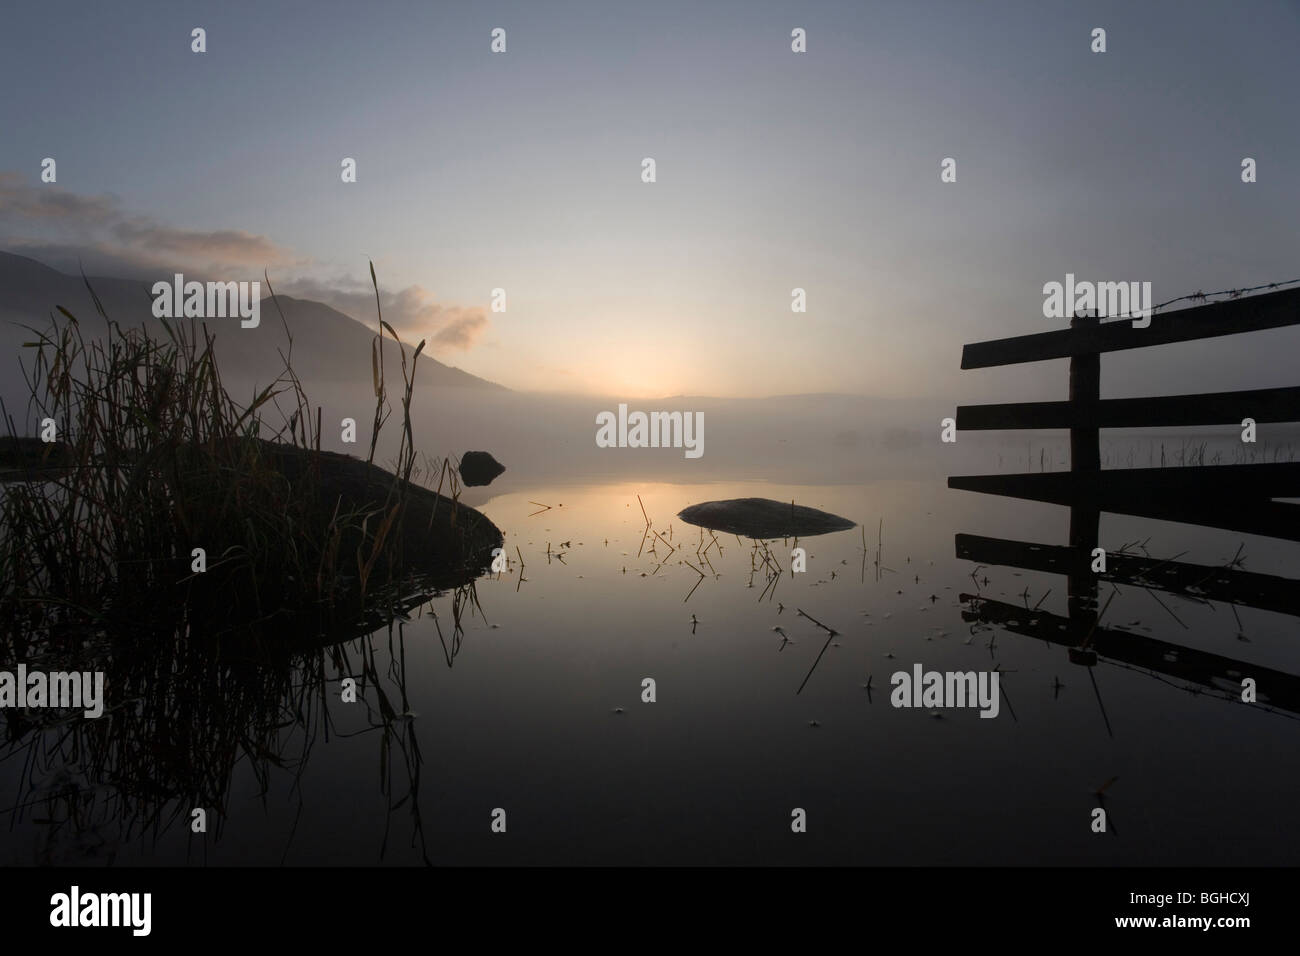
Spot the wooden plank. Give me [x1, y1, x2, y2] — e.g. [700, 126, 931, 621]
[959, 594, 1300, 715]
[955, 533, 1300, 617]
[960, 287, 1300, 369]
[947, 464, 1300, 540]
[948, 462, 1300, 499]
[956, 385, 1300, 431]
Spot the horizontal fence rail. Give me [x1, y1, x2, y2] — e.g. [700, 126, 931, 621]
[956, 385, 1300, 431]
[960, 594, 1300, 715]
[948, 465, 1300, 540]
[960, 286, 1300, 369]
[949, 461, 1300, 498]
[956, 533, 1300, 617]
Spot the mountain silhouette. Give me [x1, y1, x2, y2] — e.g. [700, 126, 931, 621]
[0, 251, 505, 391]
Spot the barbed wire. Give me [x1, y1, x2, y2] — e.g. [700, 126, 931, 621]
[1150, 276, 1300, 314]
[1095, 275, 1300, 324]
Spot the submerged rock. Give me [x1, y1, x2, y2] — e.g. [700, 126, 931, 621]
[459, 450, 506, 487]
[677, 498, 855, 538]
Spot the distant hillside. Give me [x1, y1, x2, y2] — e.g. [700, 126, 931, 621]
[0, 251, 505, 391]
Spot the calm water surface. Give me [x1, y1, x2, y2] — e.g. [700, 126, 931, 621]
[4, 467, 1299, 865]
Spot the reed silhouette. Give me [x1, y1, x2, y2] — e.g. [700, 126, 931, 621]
[0, 264, 502, 646]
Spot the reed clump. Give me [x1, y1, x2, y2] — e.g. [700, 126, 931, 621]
[0, 267, 497, 645]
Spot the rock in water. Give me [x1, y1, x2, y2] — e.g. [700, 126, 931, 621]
[677, 498, 855, 538]
[248, 439, 503, 585]
[459, 450, 506, 487]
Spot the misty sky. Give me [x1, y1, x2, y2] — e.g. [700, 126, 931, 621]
[1, 0, 1297, 400]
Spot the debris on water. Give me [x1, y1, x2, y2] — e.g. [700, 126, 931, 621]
[1093, 776, 1119, 796]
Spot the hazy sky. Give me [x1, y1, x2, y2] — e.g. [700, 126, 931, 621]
[1, 0, 1297, 399]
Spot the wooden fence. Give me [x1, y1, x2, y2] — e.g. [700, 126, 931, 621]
[946, 287, 1300, 717]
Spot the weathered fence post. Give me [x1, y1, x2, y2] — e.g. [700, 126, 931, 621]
[1069, 311, 1101, 473]
[1068, 312, 1100, 628]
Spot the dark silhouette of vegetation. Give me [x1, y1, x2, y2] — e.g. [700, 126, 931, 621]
[0, 264, 502, 646]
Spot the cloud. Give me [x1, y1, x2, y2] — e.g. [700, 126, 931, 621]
[278, 276, 489, 353]
[0, 173, 118, 225]
[429, 310, 489, 351]
[110, 220, 290, 267]
[0, 172, 489, 353]
[0, 172, 297, 277]
[1, 238, 275, 281]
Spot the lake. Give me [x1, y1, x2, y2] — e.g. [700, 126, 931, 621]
[4, 441, 1298, 866]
